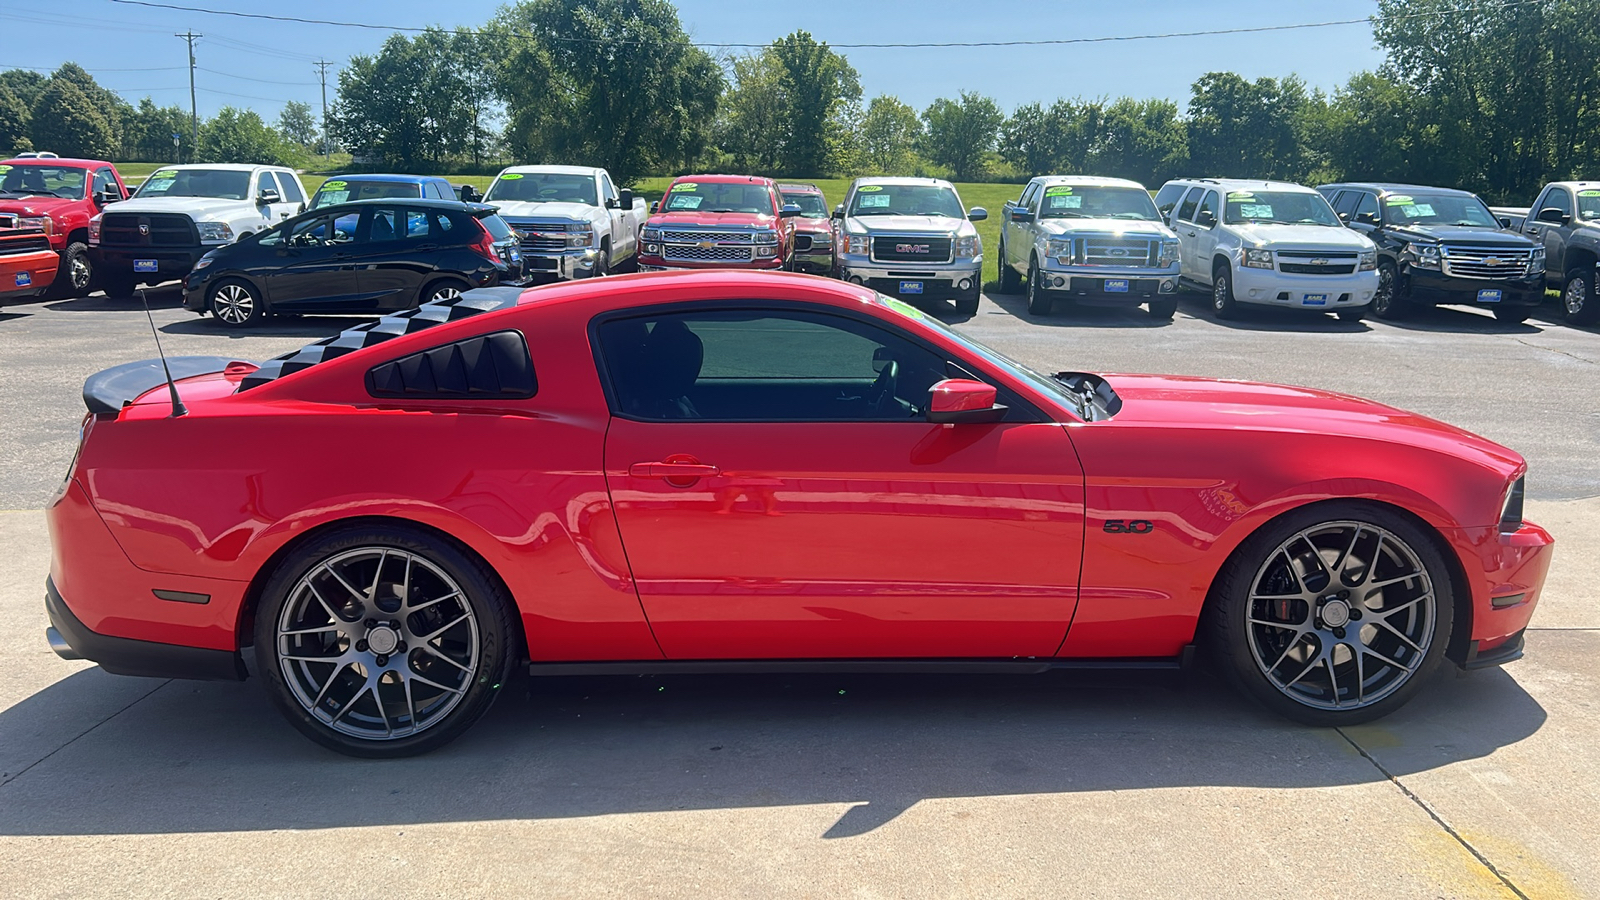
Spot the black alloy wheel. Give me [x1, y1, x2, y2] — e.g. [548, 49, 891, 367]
[1371, 262, 1407, 319]
[1026, 257, 1052, 315]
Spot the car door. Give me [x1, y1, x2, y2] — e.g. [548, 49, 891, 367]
[258, 210, 363, 310]
[1173, 188, 1206, 281]
[1005, 181, 1040, 270]
[254, 171, 295, 230]
[598, 173, 628, 261]
[349, 204, 429, 310]
[596, 305, 1085, 660]
[1524, 185, 1572, 276]
[1193, 190, 1223, 271]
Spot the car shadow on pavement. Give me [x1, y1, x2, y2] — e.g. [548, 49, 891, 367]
[0, 660, 1545, 839]
[986, 290, 1176, 329]
[1171, 292, 1376, 333]
[1374, 303, 1550, 335]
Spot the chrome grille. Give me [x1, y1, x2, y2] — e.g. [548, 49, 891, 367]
[1441, 245, 1531, 279]
[871, 235, 953, 263]
[1080, 236, 1159, 267]
[1276, 250, 1358, 276]
[663, 244, 755, 262]
[662, 230, 754, 244]
[505, 221, 570, 253]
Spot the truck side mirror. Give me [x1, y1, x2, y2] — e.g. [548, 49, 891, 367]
[1537, 207, 1570, 224]
[1196, 210, 1216, 227]
[458, 184, 481, 203]
[779, 203, 802, 218]
[618, 188, 635, 210]
[257, 188, 281, 205]
[96, 188, 122, 206]
[1009, 207, 1033, 223]
[649, 200, 659, 214]
[967, 207, 988, 222]
[831, 204, 844, 220]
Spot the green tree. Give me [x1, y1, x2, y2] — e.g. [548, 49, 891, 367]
[49, 63, 132, 156]
[278, 100, 318, 149]
[495, 0, 723, 184]
[332, 31, 474, 169]
[199, 107, 295, 165]
[1187, 72, 1316, 181]
[126, 98, 192, 162]
[0, 69, 47, 113]
[770, 31, 860, 176]
[29, 79, 113, 159]
[858, 95, 923, 174]
[1090, 98, 1188, 188]
[0, 83, 29, 154]
[1000, 99, 1104, 176]
[922, 92, 1004, 181]
[719, 51, 789, 172]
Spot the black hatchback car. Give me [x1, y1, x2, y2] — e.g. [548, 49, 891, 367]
[1317, 182, 1546, 323]
[183, 199, 522, 328]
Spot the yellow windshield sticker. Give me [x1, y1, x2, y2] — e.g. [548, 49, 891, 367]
[0, 165, 11, 173]
[499, 173, 523, 180]
[881, 296, 924, 319]
[1227, 191, 1254, 199]
[1384, 195, 1413, 205]
[674, 182, 697, 190]
[857, 185, 882, 192]
[1044, 187, 1074, 196]
[1580, 190, 1600, 197]
[321, 180, 346, 190]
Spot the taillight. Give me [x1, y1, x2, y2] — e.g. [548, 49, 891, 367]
[471, 221, 498, 262]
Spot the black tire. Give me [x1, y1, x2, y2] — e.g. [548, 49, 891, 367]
[1210, 261, 1239, 319]
[1147, 298, 1177, 320]
[593, 240, 611, 278]
[100, 273, 137, 299]
[1492, 307, 1531, 324]
[208, 278, 263, 328]
[998, 243, 1022, 294]
[1205, 501, 1454, 726]
[1336, 305, 1368, 323]
[1561, 266, 1599, 325]
[1026, 257, 1052, 315]
[1371, 261, 1407, 320]
[419, 277, 470, 306]
[51, 242, 94, 299]
[955, 288, 980, 316]
[253, 523, 518, 758]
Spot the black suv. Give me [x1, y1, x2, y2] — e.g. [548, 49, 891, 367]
[1317, 182, 1546, 323]
[183, 199, 522, 328]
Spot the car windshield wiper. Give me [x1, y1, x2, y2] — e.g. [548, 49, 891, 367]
[1043, 212, 1089, 219]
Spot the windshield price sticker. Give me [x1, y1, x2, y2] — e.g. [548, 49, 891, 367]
[1240, 204, 1274, 218]
[879, 296, 924, 320]
[1048, 195, 1084, 209]
[857, 185, 882, 192]
[1402, 204, 1435, 217]
[667, 194, 704, 210]
[0, 166, 10, 173]
[1044, 186, 1074, 195]
[859, 194, 891, 208]
[1580, 190, 1600, 197]
[322, 181, 346, 190]
[1227, 191, 1254, 199]
[1384, 195, 1414, 205]
[499, 173, 523, 180]
[674, 182, 697, 190]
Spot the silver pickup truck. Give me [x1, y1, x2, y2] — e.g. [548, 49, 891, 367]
[832, 177, 986, 314]
[999, 176, 1181, 319]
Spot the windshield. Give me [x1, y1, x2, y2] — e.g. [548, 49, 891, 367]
[484, 173, 598, 205]
[1380, 193, 1499, 227]
[1039, 185, 1160, 221]
[780, 191, 829, 218]
[0, 164, 87, 199]
[1224, 190, 1341, 226]
[661, 181, 774, 215]
[134, 168, 253, 201]
[1578, 188, 1600, 222]
[310, 179, 421, 209]
[849, 184, 964, 218]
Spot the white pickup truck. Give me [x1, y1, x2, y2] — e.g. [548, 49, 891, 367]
[999, 176, 1182, 319]
[482, 165, 648, 279]
[89, 163, 307, 295]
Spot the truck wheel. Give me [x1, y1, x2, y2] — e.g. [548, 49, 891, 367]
[210, 279, 263, 328]
[1370, 262, 1408, 319]
[1211, 261, 1239, 319]
[1026, 257, 1052, 315]
[1336, 305, 1368, 323]
[1562, 267, 1599, 325]
[998, 241, 1022, 293]
[592, 240, 610, 278]
[51, 242, 94, 299]
[1147, 298, 1177, 320]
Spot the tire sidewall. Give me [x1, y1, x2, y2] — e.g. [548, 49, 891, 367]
[252, 524, 517, 758]
[420, 277, 470, 306]
[1212, 263, 1236, 317]
[1205, 500, 1455, 726]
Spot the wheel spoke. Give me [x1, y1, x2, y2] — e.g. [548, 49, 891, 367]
[1370, 616, 1425, 654]
[417, 611, 469, 641]
[1350, 643, 1365, 704]
[1325, 651, 1342, 707]
[406, 669, 466, 696]
[1248, 617, 1303, 631]
[1364, 644, 1414, 673]
[1332, 525, 1363, 579]
[1281, 652, 1322, 689]
[408, 590, 461, 613]
[368, 549, 388, 607]
[1373, 593, 1432, 618]
[306, 582, 343, 623]
[282, 623, 341, 637]
[419, 644, 472, 673]
[322, 562, 368, 605]
[282, 652, 349, 663]
[1266, 632, 1309, 675]
[308, 661, 349, 711]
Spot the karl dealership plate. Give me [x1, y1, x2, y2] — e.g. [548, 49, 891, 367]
[1104, 279, 1130, 293]
[14, 272, 29, 287]
[133, 259, 159, 273]
[1302, 293, 1329, 306]
[1478, 288, 1502, 303]
[899, 281, 924, 294]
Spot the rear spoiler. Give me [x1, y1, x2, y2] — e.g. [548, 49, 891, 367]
[82, 356, 243, 414]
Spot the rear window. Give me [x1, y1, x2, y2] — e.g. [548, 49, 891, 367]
[479, 214, 514, 242]
[310, 180, 422, 209]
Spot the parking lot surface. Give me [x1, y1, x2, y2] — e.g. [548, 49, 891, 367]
[1, 285, 1596, 898]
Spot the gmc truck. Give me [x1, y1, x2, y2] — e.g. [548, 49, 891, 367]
[1519, 180, 1600, 325]
[90, 163, 308, 296]
[832, 177, 986, 314]
[999, 176, 1180, 319]
[0, 156, 129, 301]
[638, 174, 800, 273]
[483, 165, 647, 279]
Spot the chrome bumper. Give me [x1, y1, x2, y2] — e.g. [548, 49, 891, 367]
[523, 248, 599, 280]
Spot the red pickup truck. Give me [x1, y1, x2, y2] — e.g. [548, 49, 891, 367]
[0, 156, 129, 303]
[638, 174, 801, 271]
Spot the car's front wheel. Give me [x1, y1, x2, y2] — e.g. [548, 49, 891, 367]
[1147, 298, 1177, 320]
[254, 524, 518, 757]
[51, 241, 94, 299]
[1026, 257, 1051, 315]
[1371, 262, 1407, 319]
[1562, 267, 1599, 325]
[1211, 262, 1239, 319]
[1206, 502, 1453, 726]
[209, 279, 262, 328]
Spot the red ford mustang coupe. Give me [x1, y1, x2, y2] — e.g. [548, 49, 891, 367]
[45, 272, 1553, 756]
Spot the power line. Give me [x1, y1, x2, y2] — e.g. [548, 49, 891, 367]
[196, 66, 318, 87]
[0, 64, 185, 73]
[105, 0, 1544, 49]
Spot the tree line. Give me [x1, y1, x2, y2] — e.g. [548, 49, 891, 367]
[3, 0, 1598, 203]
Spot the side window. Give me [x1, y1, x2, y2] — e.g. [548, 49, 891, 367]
[432, 211, 458, 238]
[428, 181, 449, 200]
[1543, 187, 1573, 217]
[1353, 192, 1380, 224]
[1018, 181, 1040, 213]
[1198, 190, 1220, 224]
[368, 207, 402, 242]
[599, 174, 617, 204]
[1153, 183, 1186, 218]
[403, 209, 432, 239]
[1176, 188, 1201, 223]
[329, 212, 360, 243]
[279, 214, 334, 248]
[597, 310, 954, 422]
[277, 173, 305, 204]
[92, 167, 119, 198]
[1332, 191, 1361, 217]
[256, 171, 281, 199]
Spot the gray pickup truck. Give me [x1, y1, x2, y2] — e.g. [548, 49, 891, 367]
[832, 177, 986, 314]
[998, 176, 1181, 319]
[1521, 181, 1600, 324]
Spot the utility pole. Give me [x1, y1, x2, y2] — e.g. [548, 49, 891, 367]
[314, 60, 334, 157]
[176, 31, 202, 152]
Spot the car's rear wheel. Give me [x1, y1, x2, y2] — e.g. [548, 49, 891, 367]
[1371, 262, 1407, 319]
[254, 524, 517, 758]
[1026, 257, 1052, 315]
[1207, 502, 1453, 726]
[209, 279, 262, 328]
[1562, 267, 1599, 325]
[1211, 262, 1239, 319]
[51, 242, 94, 299]
[420, 277, 469, 306]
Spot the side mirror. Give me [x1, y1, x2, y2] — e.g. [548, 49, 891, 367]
[1009, 207, 1033, 223]
[96, 188, 122, 205]
[257, 188, 281, 205]
[1195, 210, 1216, 227]
[649, 200, 659, 214]
[1356, 212, 1379, 226]
[1337, 211, 1351, 222]
[779, 203, 802, 218]
[927, 378, 1007, 425]
[831, 203, 844, 220]
[457, 184, 481, 203]
[1537, 207, 1569, 224]
[618, 188, 635, 210]
[967, 207, 988, 222]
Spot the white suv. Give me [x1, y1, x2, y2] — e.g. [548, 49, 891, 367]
[1155, 178, 1379, 320]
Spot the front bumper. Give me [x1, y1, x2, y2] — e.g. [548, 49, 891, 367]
[93, 245, 209, 282]
[1231, 266, 1379, 309]
[839, 257, 983, 298]
[0, 248, 59, 297]
[1037, 262, 1179, 300]
[638, 257, 786, 272]
[46, 577, 246, 680]
[522, 247, 599, 280]
[1447, 518, 1554, 669]
[793, 250, 834, 275]
[1405, 267, 1544, 308]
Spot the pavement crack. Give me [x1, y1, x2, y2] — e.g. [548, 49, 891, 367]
[0, 678, 171, 789]
[1512, 337, 1598, 365]
[1337, 727, 1529, 899]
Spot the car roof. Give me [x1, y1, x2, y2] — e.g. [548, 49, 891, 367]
[499, 164, 600, 176]
[1318, 182, 1479, 198]
[319, 173, 447, 185]
[1546, 181, 1600, 190]
[852, 176, 954, 189]
[0, 157, 111, 169]
[778, 183, 823, 193]
[309, 198, 496, 214]
[145, 163, 292, 173]
[1035, 175, 1147, 190]
[1167, 178, 1317, 193]
[669, 174, 776, 185]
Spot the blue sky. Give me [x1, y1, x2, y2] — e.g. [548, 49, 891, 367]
[1, 0, 1387, 120]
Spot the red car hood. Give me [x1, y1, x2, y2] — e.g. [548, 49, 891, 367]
[1100, 372, 1524, 469]
[792, 218, 831, 234]
[0, 195, 78, 216]
[650, 211, 777, 228]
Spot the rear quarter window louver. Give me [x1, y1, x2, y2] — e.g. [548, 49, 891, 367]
[367, 331, 535, 399]
[237, 287, 525, 392]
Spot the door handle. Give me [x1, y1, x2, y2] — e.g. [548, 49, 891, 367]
[1184, 230, 1196, 237]
[630, 461, 721, 479]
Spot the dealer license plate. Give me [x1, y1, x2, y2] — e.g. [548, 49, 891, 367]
[1302, 293, 1329, 306]
[14, 272, 30, 287]
[134, 259, 159, 273]
[1104, 279, 1129, 293]
[1478, 288, 1502, 303]
[899, 281, 924, 294]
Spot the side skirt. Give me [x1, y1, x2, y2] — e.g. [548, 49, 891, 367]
[529, 648, 1195, 678]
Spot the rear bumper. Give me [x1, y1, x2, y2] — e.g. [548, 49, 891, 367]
[0, 249, 59, 297]
[45, 577, 246, 680]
